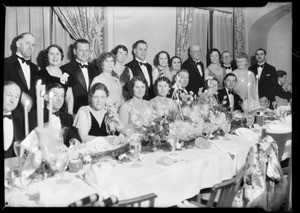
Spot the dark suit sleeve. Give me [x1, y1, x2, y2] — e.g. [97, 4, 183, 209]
[265, 66, 278, 100]
[28, 110, 38, 132]
[274, 83, 292, 101]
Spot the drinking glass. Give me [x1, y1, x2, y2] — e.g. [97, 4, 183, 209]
[129, 142, 141, 167]
[246, 113, 255, 129]
[272, 100, 278, 111]
[51, 145, 69, 183]
[222, 122, 231, 140]
[265, 99, 270, 109]
[279, 108, 287, 121]
[168, 136, 178, 156]
[13, 140, 26, 188]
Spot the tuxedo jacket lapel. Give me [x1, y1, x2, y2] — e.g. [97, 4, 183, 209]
[190, 59, 202, 79]
[74, 66, 88, 93]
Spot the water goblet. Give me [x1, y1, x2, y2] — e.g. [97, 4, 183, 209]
[272, 100, 278, 111]
[168, 136, 178, 156]
[265, 99, 270, 109]
[222, 122, 231, 140]
[246, 113, 255, 129]
[13, 140, 26, 188]
[129, 142, 141, 168]
[52, 145, 70, 183]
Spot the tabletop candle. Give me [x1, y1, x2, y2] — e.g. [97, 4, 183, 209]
[36, 79, 42, 133]
[40, 88, 45, 129]
[24, 101, 29, 137]
[247, 72, 251, 112]
[48, 91, 54, 126]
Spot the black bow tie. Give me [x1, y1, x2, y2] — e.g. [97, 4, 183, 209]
[258, 64, 264, 68]
[3, 114, 12, 119]
[228, 90, 234, 95]
[224, 66, 231, 70]
[79, 63, 88, 69]
[195, 61, 201, 66]
[53, 111, 60, 117]
[17, 55, 30, 65]
[139, 62, 147, 66]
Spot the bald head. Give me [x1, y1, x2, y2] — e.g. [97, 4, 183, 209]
[189, 45, 201, 61]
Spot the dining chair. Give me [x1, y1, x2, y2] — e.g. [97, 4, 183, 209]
[111, 193, 157, 207]
[261, 128, 291, 164]
[69, 193, 99, 207]
[185, 168, 245, 208]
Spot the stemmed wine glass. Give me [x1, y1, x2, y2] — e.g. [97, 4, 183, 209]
[272, 100, 278, 111]
[51, 145, 69, 183]
[222, 121, 231, 140]
[168, 136, 178, 156]
[245, 113, 255, 129]
[129, 142, 141, 168]
[13, 140, 25, 188]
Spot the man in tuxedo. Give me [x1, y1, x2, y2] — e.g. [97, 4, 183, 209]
[61, 39, 100, 114]
[3, 81, 25, 159]
[169, 69, 190, 100]
[221, 51, 237, 74]
[274, 70, 292, 102]
[217, 73, 243, 112]
[4, 32, 39, 120]
[125, 40, 154, 100]
[249, 48, 277, 107]
[181, 45, 205, 95]
[29, 83, 80, 146]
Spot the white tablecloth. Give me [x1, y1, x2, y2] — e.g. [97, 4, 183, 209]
[5, 134, 257, 207]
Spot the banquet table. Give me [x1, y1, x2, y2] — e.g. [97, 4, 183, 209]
[5, 133, 258, 207]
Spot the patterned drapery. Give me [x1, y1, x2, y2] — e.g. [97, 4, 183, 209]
[53, 7, 105, 61]
[233, 7, 245, 59]
[175, 7, 194, 60]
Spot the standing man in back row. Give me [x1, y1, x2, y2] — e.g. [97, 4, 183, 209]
[61, 39, 100, 115]
[249, 48, 277, 108]
[125, 40, 154, 100]
[181, 45, 205, 95]
[4, 32, 39, 120]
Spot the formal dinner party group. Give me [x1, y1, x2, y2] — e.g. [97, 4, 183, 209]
[3, 32, 292, 209]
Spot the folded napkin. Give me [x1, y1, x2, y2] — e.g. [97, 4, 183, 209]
[234, 128, 260, 141]
[84, 163, 122, 200]
[267, 124, 291, 134]
[156, 156, 178, 166]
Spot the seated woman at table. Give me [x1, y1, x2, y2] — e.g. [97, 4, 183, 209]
[73, 82, 124, 143]
[150, 76, 178, 118]
[203, 76, 220, 107]
[119, 76, 155, 129]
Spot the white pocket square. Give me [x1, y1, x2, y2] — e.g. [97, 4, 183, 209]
[266, 74, 270, 76]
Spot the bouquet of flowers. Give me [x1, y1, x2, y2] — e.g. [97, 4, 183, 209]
[104, 103, 124, 135]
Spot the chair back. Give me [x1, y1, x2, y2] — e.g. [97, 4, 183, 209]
[206, 168, 245, 208]
[261, 129, 291, 162]
[112, 193, 157, 207]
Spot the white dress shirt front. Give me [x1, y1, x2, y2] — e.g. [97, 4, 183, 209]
[3, 113, 14, 151]
[16, 53, 31, 89]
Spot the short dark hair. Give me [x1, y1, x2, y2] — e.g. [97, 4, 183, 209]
[44, 44, 64, 63]
[128, 76, 148, 99]
[89, 82, 109, 97]
[255, 48, 267, 55]
[153, 76, 172, 95]
[17, 32, 34, 41]
[169, 56, 182, 68]
[111, 45, 128, 55]
[74, 39, 90, 49]
[153, 51, 170, 67]
[277, 70, 287, 78]
[132, 40, 147, 50]
[223, 73, 237, 87]
[46, 83, 65, 94]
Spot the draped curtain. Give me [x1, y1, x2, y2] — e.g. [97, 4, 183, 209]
[190, 8, 209, 68]
[233, 7, 246, 59]
[4, 6, 75, 68]
[212, 10, 233, 55]
[175, 7, 194, 61]
[53, 7, 105, 62]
